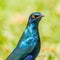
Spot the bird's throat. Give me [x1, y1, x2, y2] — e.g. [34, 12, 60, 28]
[28, 22, 39, 30]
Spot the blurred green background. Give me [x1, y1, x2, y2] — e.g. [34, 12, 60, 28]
[0, 0, 60, 60]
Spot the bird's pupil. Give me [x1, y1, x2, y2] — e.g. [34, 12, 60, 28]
[35, 15, 39, 18]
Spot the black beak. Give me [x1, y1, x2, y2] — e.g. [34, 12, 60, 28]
[41, 14, 44, 17]
[40, 14, 44, 18]
[37, 14, 44, 19]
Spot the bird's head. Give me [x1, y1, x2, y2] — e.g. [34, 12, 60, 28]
[29, 12, 44, 24]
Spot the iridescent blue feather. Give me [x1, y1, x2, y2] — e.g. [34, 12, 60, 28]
[6, 12, 44, 60]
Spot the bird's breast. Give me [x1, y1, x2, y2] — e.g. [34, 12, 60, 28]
[25, 25, 38, 37]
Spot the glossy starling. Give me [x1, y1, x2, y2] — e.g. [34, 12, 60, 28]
[6, 12, 44, 60]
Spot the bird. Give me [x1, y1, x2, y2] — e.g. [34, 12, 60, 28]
[6, 12, 44, 60]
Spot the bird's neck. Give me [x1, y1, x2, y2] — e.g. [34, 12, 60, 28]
[28, 22, 39, 29]
[27, 22, 39, 30]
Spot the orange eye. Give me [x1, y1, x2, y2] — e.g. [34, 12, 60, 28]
[32, 15, 35, 19]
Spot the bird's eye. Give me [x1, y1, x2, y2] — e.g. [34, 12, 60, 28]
[32, 15, 39, 19]
[35, 15, 39, 18]
[32, 15, 36, 19]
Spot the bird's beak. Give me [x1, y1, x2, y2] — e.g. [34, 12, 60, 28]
[40, 14, 44, 17]
[39, 14, 44, 18]
[37, 14, 44, 19]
